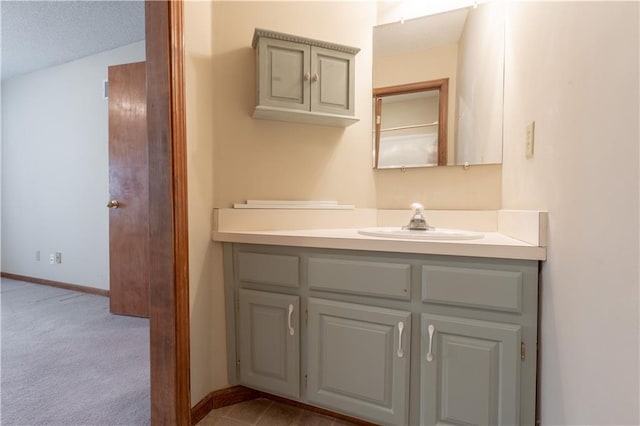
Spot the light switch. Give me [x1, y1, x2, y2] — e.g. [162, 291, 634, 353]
[525, 121, 535, 158]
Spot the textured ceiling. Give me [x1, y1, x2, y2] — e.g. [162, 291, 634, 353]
[1, 0, 145, 80]
[374, 7, 469, 56]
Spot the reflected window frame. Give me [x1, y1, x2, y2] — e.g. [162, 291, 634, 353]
[373, 79, 449, 169]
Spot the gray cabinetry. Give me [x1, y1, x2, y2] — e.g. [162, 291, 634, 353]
[224, 244, 539, 426]
[255, 38, 309, 113]
[307, 298, 410, 425]
[420, 314, 521, 426]
[309, 46, 355, 116]
[308, 255, 411, 299]
[252, 29, 359, 127]
[238, 289, 300, 399]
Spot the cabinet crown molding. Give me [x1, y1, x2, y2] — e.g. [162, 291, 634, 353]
[252, 28, 361, 55]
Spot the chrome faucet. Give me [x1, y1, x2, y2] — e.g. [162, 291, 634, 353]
[403, 203, 434, 231]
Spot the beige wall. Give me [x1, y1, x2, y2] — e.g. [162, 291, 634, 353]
[185, 0, 225, 404]
[210, 0, 501, 211]
[375, 163, 501, 209]
[185, 0, 503, 406]
[187, 0, 639, 418]
[211, 1, 378, 209]
[502, 2, 639, 424]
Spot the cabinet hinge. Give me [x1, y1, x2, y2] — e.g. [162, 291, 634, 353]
[521, 342, 526, 360]
[304, 374, 308, 389]
[305, 309, 308, 326]
[236, 359, 241, 375]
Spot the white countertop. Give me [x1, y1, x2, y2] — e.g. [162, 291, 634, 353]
[212, 228, 547, 261]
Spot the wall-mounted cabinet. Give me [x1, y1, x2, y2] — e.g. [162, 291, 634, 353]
[252, 29, 360, 127]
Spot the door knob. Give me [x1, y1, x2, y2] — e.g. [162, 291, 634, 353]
[106, 200, 120, 209]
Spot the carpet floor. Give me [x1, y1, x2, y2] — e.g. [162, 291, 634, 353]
[1, 278, 150, 426]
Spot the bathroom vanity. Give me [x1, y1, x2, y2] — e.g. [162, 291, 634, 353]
[217, 226, 544, 426]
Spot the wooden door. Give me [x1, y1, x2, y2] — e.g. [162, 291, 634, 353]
[307, 298, 411, 425]
[238, 289, 300, 399]
[107, 61, 149, 318]
[420, 314, 521, 426]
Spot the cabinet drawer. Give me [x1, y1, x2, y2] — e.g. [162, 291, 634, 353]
[422, 265, 522, 313]
[308, 257, 410, 299]
[238, 252, 299, 287]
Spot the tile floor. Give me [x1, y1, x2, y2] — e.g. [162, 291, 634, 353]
[196, 398, 362, 426]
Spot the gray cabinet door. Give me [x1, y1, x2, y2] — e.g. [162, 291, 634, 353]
[307, 298, 410, 425]
[257, 38, 310, 112]
[310, 46, 355, 116]
[238, 289, 300, 399]
[421, 314, 521, 426]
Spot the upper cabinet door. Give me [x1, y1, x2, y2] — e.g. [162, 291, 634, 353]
[307, 298, 411, 425]
[310, 46, 355, 116]
[421, 314, 521, 426]
[257, 37, 310, 112]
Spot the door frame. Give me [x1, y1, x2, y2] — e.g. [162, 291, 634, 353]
[145, 1, 191, 424]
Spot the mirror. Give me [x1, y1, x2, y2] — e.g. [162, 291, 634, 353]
[372, 1, 505, 169]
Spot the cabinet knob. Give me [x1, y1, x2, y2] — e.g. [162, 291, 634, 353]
[312, 73, 319, 82]
[304, 72, 310, 81]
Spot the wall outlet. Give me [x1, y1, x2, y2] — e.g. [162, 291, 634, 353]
[36, 250, 41, 261]
[55, 252, 62, 264]
[525, 121, 535, 159]
[49, 253, 55, 265]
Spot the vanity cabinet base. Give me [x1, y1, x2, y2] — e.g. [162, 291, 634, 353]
[420, 314, 521, 426]
[224, 244, 539, 426]
[307, 298, 410, 425]
[237, 289, 300, 399]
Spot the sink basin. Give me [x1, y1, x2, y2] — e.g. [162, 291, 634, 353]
[358, 227, 483, 241]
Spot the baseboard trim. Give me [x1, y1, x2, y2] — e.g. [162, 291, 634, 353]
[190, 385, 376, 426]
[191, 385, 259, 425]
[0, 272, 109, 298]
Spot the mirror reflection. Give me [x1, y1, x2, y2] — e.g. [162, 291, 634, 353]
[372, 1, 505, 169]
[374, 80, 448, 168]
